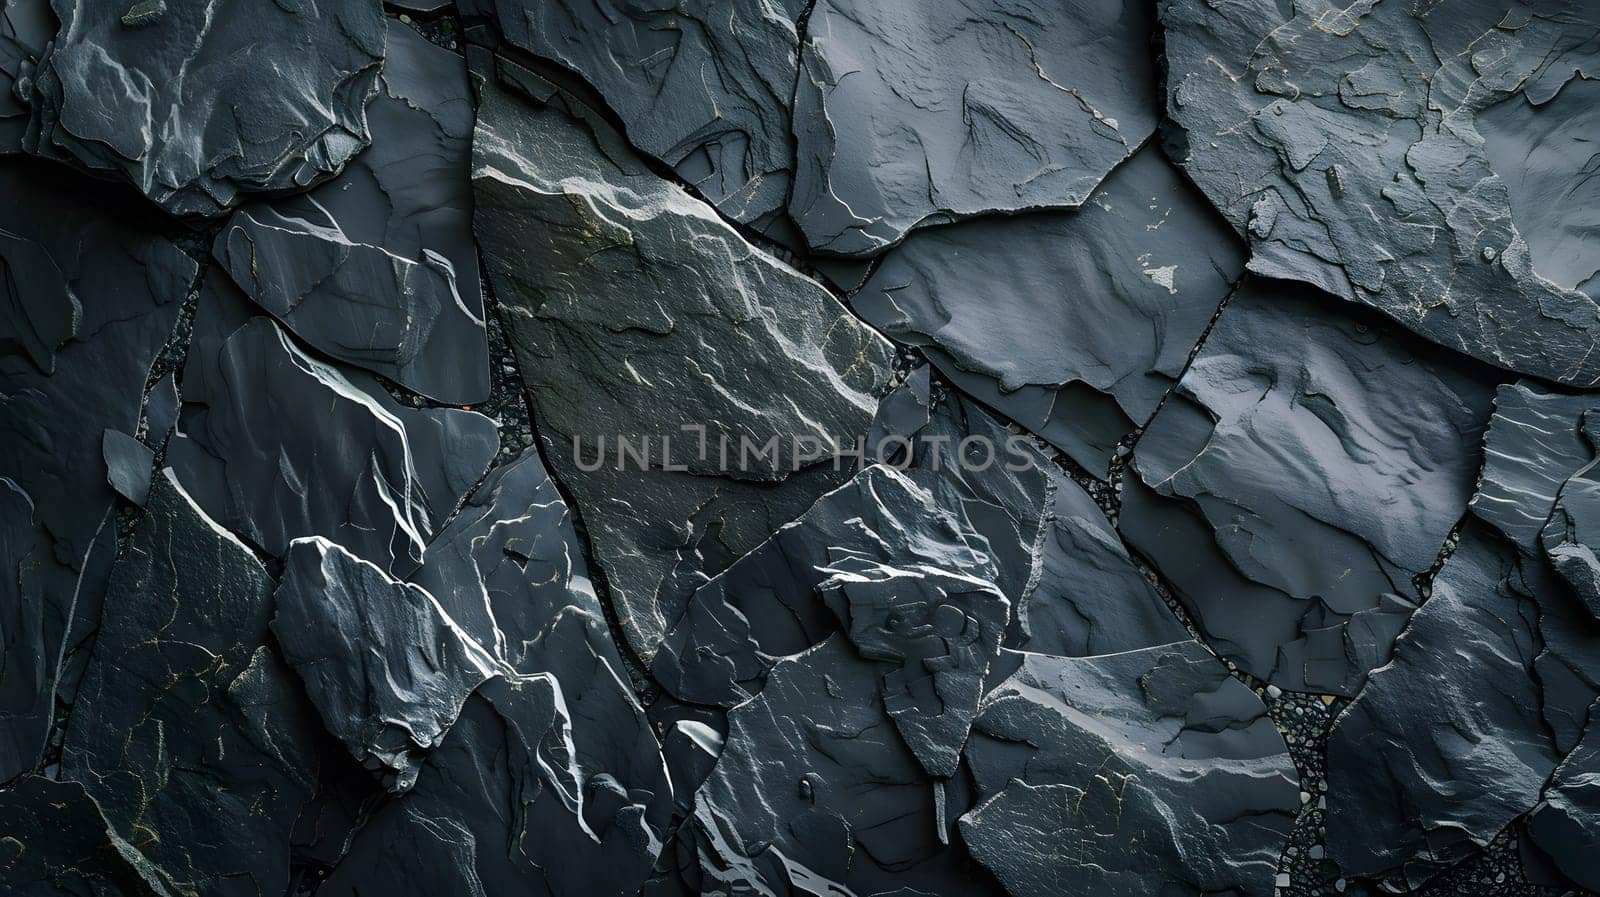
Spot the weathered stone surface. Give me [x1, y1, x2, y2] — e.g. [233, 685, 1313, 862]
[22, 0, 386, 215]
[1124, 280, 1498, 695]
[213, 21, 489, 404]
[1324, 522, 1560, 889]
[653, 389, 1054, 713]
[473, 67, 892, 662]
[0, 775, 180, 897]
[0, 159, 191, 782]
[1161, 0, 1600, 385]
[472, 0, 804, 231]
[1014, 467, 1188, 657]
[850, 144, 1245, 474]
[166, 271, 498, 572]
[100, 428, 151, 506]
[318, 671, 673, 897]
[0, 0, 49, 151]
[273, 536, 500, 794]
[961, 643, 1300, 897]
[689, 637, 997, 896]
[63, 470, 320, 897]
[790, 0, 1158, 255]
[1525, 700, 1600, 892]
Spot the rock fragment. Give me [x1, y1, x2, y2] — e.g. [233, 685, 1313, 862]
[850, 144, 1245, 474]
[790, 0, 1158, 255]
[166, 271, 498, 572]
[62, 471, 320, 897]
[961, 644, 1300, 897]
[472, 68, 892, 661]
[1161, 0, 1600, 385]
[22, 0, 386, 215]
[1123, 280, 1498, 695]
[273, 537, 501, 793]
[213, 21, 489, 404]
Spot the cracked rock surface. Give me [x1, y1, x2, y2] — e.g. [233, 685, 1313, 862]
[1, 6, 1598, 897]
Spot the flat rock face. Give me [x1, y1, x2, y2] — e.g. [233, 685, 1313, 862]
[1124, 279, 1499, 695]
[63, 471, 321, 897]
[0, 158, 192, 783]
[22, 0, 386, 216]
[790, 0, 1158, 255]
[849, 143, 1245, 475]
[961, 644, 1300, 897]
[473, 69, 892, 661]
[1161, 0, 1600, 386]
[166, 271, 498, 572]
[211, 21, 489, 404]
[472, 0, 804, 232]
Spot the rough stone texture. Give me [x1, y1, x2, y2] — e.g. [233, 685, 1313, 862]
[212, 21, 490, 404]
[1124, 279, 1499, 696]
[1161, 0, 1600, 386]
[0, 158, 191, 783]
[791, 0, 1159, 255]
[850, 143, 1245, 475]
[0, 775, 180, 896]
[961, 644, 1300, 897]
[469, 0, 804, 232]
[21, 0, 386, 215]
[273, 536, 500, 794]
[473, 67, 892, 662]
[166, 270, 498, 572]
[63, 471, 320, 897]
[4, 8, 1600, 897]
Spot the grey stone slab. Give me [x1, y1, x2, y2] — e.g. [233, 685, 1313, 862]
[0, 775, 181, 897]
[317, 670, 673, 897]
[1161, 0, 1600, 385]
[0, 0, 49, 152]
[689, 636, 1000, 896]
[960, 643, 1299, 897]
[273, 536, 501, 794]
[21, 0, 386, 215]
[101, 428, 151, 506]
[1324, 522, 1561, 889]
[1123, 280, 1498, 695]
[790, 0, 1158, 255]
[166, 270, 498, 572]
[0, 158, 191, 782]
[472, 66, 892, 662]
[62, 470, 321, 897]
[213, 21, 489, 404]
[653, 388, 1054, 714]
[1013, 467, 1189, 657]
[470, 0, 804, 232]
[1525, 699, 1600, 892]
[850, 143, 1244, 474]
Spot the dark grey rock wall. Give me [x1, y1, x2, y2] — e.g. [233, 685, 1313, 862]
[0, 3, 1596, 897]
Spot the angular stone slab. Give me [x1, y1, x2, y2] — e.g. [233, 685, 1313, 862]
[213, 21, 489, 404]
[960, 643, 1299, 897]
[1161, 0, 1600, 385]
[470, 0, 804, 231]
[473, 68, 891, 662]
[22, 0, 386, 215]
[273, 536, 501, 794]
[166, 271, 498, 572]
[689, 637, 997, 895]
[850, 143, 1244, 474]
[318, 671, 673, 897]
[62, 470, 320, 897]
[1124, 280, 1498, 695]
[790, 0, 1158, 255]
[0, 158, 191, 781]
